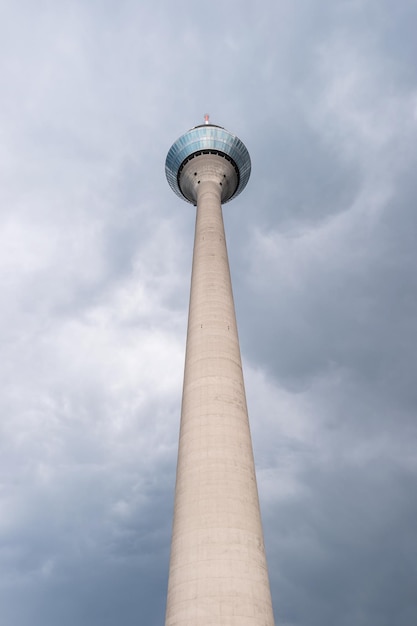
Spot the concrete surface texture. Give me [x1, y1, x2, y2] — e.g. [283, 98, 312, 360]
[164, 151, 275, 625]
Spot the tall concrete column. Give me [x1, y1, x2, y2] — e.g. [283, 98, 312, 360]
[165, 123, 275, 626]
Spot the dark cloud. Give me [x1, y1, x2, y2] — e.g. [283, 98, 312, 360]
[263, 462, 417, 626]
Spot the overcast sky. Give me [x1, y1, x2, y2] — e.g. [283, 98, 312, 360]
[1, 1, 417, 625]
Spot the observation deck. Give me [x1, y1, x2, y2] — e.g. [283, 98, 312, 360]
[165, 123, 251, 204]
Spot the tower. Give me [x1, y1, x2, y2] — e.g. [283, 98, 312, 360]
[164, 120, 275, 626]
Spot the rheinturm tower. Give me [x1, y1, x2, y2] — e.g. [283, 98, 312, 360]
[165, 118, 275, 626]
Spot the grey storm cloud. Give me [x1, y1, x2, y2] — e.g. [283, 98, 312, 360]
[1, 1, 416, 625]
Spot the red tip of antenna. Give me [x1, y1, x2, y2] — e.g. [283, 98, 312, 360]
[204, 114, 210, 124]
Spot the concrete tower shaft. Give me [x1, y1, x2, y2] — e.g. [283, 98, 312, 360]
[165, 124, 275, 626]
[179, 154, 238, 204]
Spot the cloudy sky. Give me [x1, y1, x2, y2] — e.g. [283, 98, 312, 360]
[1, 1, 417, 624]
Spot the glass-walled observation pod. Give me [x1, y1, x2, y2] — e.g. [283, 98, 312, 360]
[165, 125, 251, 204]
